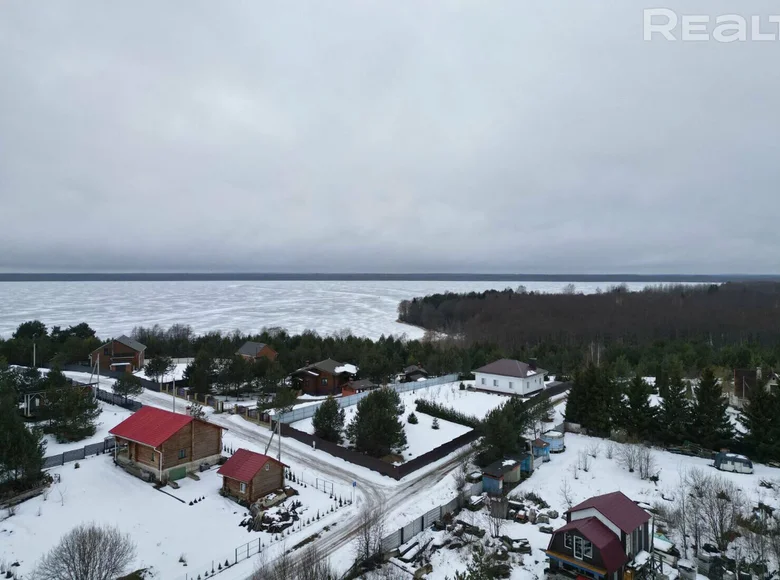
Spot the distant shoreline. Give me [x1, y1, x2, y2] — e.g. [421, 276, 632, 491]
[0, 273, 775, 283]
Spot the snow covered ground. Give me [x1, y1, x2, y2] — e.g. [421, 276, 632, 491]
[134, 363, 188, 383]
[40, 401, 133, 456]
[0, 280, 662, 340]
[0, 455, 353, 580]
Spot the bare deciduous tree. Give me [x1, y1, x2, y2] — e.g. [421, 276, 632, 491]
[33, 523, 135, 580]
[487, 495, 508, 538]
[605, 441, 615, 460]
[559, 478, 574, 510]
[587, 442, 601, 458]
[453, 450, 472, 499]
[637, 446, 657, 480]
[354, 500, 387, 566]
[577, 450, 591, 472]
[618, 444, 640, 473]
[254, 544, 336, 580]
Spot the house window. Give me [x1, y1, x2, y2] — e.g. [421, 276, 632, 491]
[481, 378, 486, 385]
[178, 449, 186, 459]
[264, 464, 271, 471]
[493, 379, 498, 387]
[151, 451, 155, 462]
[584, 540, 593, 558]
[564, 533, 572, 549]
[321, 378, 328, 386]
[104, 347, 110, 355]
[509, 382, 514, 389]
[573, 537, 584, 560]
[240, 482, 247, 493]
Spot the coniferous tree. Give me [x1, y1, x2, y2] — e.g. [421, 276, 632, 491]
[112, 374, 143, 404]
[568, 364, 618, 437]
[621, 375, 657, 441]
[690, 367, 734, 451]
[740, 385, 780, 462]
[183, 351, 216, 398]
[44, 369, 101, 442]
[347, 388, 406, 457]
[312, 396, 345, 443]
[658, 372, 692, 445]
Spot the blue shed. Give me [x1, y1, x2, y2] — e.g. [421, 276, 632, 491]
[532, 438, 551, 462]
[518, 452, 534, 473]
[482, 457, 522, 495]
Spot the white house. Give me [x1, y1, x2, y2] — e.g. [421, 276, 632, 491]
[473, 358, 547, 396]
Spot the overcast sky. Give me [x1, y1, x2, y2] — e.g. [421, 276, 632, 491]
[0, 1, 778, 274]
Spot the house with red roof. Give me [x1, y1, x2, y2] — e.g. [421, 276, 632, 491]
[109, 406, 224, 482]
[545, 491, 652, 580]
[218, 449, 287, 504]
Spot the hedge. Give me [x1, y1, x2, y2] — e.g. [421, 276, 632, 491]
[414, 399, 482, 429]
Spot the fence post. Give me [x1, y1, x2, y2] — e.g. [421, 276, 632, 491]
[235, 547, 238, 563]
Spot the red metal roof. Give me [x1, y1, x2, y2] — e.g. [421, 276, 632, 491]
[567, 491, 651, 534]
[553, 517, 628, 573]
[218, 449, 287, 483]
[109, 406, 193, 448]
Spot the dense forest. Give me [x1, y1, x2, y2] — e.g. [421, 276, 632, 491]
[398, 282, 780, 375]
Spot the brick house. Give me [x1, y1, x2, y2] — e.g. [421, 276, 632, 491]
[545, 491, 652, 580]
[90, 335, 146, 372]
[291, 359, 357, 396]
[236, 341, 278, 362]
[218, 448, 287, 504]
[109, 406, 224, 482]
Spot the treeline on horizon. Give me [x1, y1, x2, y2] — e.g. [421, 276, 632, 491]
[397, 282, 780, 375]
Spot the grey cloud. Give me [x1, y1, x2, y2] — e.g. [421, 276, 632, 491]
[0, 0, 779, 274]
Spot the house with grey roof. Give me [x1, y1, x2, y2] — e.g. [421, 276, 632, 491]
[236, 341, 278, 362]
[473, 358, 547, 396]
[90, 334, 147, 372]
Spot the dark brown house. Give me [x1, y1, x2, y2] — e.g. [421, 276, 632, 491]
[236, 341, 278, 362]
[545, 491, 652, 580]
[291, 359, 357, 396]
[90, 335, 146, 372]
[109, 406, 224, 482]
[341, 379, 378, 396]
[402, 364, 428, 383]
[218, 448, 287, 504]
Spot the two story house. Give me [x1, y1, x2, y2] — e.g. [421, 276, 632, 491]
[90, 335, 147, 373]
[545, 491, 652, 580]
[291, 359, 357, 396]
[236, 341, 278, 362]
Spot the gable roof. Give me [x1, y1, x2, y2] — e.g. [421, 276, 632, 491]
[237, 341, 270, 357]
[109, 406, 194, 448]
[554, 517, 628, 573]
[294, 358, 356, 376]
[404, 365, 428, 375]
[568, 491, 651, 533]
[532, 438, 550, 448]
[218, 449, 287, 482]
[115, 335, 146, 352]
[474, 358, 546, 379]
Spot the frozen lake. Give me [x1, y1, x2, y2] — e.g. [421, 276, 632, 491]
[0, 280, 659, 340]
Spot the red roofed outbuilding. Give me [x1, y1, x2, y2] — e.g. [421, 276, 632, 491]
[545, 491, 652, 580]
[109, 406, 224, 482]
[218, 449, 286, 504]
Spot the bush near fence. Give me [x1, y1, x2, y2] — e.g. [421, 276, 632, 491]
[280, 424, 479, 480]
[413, 399, 482, 429]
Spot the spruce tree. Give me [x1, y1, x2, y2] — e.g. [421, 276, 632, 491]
[347, 388, 407, 457]
[621, 375, 657, 441]
[45, 369, 101, 442]
[658, 372, 692, 445]
[690, 367, 734, 451]
[564, 368, 587, 425]
[740, 386, 780, 462]
[112, 374, 143, 404]
[312, 396, 345, 443]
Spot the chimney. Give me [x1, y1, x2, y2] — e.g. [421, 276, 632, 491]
[529, 358, 537, 371]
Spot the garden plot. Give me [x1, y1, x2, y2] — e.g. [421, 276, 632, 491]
[0, 454, 353, 580]
[405, 381, 511, 420]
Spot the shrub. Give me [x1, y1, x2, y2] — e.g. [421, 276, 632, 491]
[414, 399, 481, 428]
[408, 412, 418, 424]
[432, 418, 440, 430]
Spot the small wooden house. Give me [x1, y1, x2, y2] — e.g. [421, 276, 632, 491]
[218, 449, 287, 504]
[236, 341, 278, 362]
[291, 359, 357, 396]
[545, 491, 652, 580]
[109, 406, 224, 482]
[532, 438, 551, 464]
[482, 455, 527, 495]
[402, 364, 429, 383]
[90, 335, 146, 372]
[341, 379, 378, 396]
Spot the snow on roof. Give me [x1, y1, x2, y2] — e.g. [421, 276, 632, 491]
[502, 459, 517, 466]
[334, 363, 357, 375]
[112, 362, 132, 366]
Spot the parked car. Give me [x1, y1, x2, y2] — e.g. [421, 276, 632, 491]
[714, 452, 754, 474]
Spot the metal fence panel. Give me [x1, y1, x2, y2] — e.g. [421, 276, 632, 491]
[382, 529, 402, 552]
[277, 374, 458, 423]
[423, 507, 440, 528]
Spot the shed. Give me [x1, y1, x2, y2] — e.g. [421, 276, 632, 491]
[218, 449, 287, 504]
[482, 457, 522, 494]
[532, 438, 551, 462]
[541, 429, 565, 453]
[518, 452, 534, 474]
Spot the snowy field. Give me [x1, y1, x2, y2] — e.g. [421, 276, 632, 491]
[0, 455, 353, 580]
[0, 280, 660, 340]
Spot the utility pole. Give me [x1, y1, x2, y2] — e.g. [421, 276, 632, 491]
[32, 335, 37, 368]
